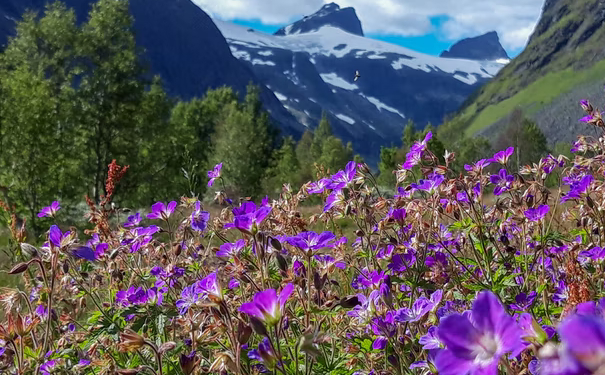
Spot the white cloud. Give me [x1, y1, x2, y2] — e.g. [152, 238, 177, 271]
[194, 0, 544, 51]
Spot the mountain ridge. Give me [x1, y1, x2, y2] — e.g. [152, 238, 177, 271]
[444, 0, 605, 147]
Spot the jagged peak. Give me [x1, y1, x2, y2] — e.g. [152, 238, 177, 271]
[274, 2, 363, 37]
[440, 31, 509, 61]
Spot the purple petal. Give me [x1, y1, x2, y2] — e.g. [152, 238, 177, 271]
[435, 349, 474, 375]
[49, 225, 62, 247]
[72, 246, 96, 261]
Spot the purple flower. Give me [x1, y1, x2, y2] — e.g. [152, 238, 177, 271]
[395, 297, 434, 322]
[176, 285, 198, 315]
[224, 202, 271, 234]
[388, 252, 416, 273]
[292, 259, 305, 277]
[553, 280, 568, 303]
[195, 272, 223, 302]
[329, 161, 358, 190]
[578, 246, 605, 264]
[239, 284, 294, 326]
[489, 169, 514, 196]
[286, 231, 335, 255]
[216, 239, 246, 258]
[419, 326, 443, 350]
[371, 311, 397, 349]
[38, 201, 60, 218]
[307, 178, 332, 194]
[402, 149, 422, 170]
[323, 189, 344, 212]
[411, 131, 432, 153]
[524, 205, 549, 222]
[386, 208, 406, 224]
[435, 291, 524, 375]
[71, 246, 96, 262]
[490, 147, 514, 164]
[557, 314, 605, 372]
[410, 349, 440, 373]
[48, 225, 70, 248]
[464, 158, 492, 173]
[191, 201, 210, 232]
[411, 174, 445, 194]
[228, 278, 240, 289]
[347, 291, 380, 324]
[207, 163, 223, 187]
[40, 359, 57, 375]
[351, 268, 386, 290]
[510, 291, 537, 311]
[561, 174, 593, 203]
[147, 201, 177, 220]
[314, 254, 346, 270]
[248, 337, 277, 370]
[123, 213, 142, 228]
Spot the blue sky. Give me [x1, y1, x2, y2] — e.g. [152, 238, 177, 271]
[197, 0, 542, 58]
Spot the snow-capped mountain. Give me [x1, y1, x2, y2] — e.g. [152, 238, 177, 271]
[0, 0, 303, 136]
[275, 3, 364, 37]
[213, 4, 507, 163]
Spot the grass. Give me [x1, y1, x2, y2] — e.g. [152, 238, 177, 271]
[462, 58, 605, 136]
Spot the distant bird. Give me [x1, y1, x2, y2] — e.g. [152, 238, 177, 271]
[354, 70, 361, 82]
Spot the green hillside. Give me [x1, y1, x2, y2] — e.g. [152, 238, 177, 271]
[444, 0, 605, 137]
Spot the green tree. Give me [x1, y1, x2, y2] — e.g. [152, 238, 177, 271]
[311, 112, 333, 160]
[296, 130, 315, 182]
[77, 0, 148, 203]
[166, 87, 239, 199]
[377, 146, 399, 186]
[318, 136, 354, 173]
[0, 3, 80, 232]
[402, 120, 416, 148]
[210, 84, 276, 198]
[452, 137, 492, 172]
[265, 136, 301, 194]
[495, 108, 549, 171]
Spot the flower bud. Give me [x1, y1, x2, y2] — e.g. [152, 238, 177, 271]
[270, 237, 282, 252]
[237, 321, 252, 345]
[9, 262, 30, 275]
[159, 341, 176, 355]
[340, 296, 361, 308]
[118, 329, 145, 352]
[117, 369, 142, 375]
[179, 351, 198, 375]
[249, 316, 268, 337]
[275, 253, 288, 272]
[20, 243, 38, 258]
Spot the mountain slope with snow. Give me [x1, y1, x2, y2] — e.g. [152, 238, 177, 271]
[214, 11, 506, 164]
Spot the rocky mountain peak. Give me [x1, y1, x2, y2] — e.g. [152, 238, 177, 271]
[440, 31, 510, 61]
[274, 2, 363, 37]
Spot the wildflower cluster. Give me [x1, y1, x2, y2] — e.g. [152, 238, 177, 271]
[3, 97, 605, 374]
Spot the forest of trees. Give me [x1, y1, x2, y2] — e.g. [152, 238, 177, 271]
[0, 0, 561, 233]
[0, 0, 362, 232]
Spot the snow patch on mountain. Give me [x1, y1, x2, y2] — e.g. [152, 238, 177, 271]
[361, 95, 405, 119]
[320, 73, 359, 90]
[252, 59, 276, 66]
[336, 113, 355, 124]
[274, 92, 288, 101]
